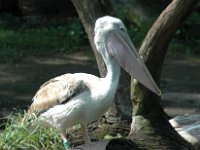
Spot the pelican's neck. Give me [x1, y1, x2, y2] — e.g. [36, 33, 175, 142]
[96, 38, 120, 90]
[103, 55, 120, 88]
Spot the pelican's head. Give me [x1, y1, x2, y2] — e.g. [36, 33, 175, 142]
[94, 16, 161, 96]
[94, 16, 127, 59]
[94, 16, 127, 37]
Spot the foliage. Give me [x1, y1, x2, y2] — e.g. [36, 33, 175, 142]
[0, 14, 90, 63]
[114, 4, 150, 47]
[0, 112, 122, 150]
[0, 113, 63, 150]
[115, 4, 200, 58]
[168, 12, 200, 57]
[0, 8, 199, 63]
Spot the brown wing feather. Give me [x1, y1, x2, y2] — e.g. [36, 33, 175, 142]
[29, 73, 85, 114]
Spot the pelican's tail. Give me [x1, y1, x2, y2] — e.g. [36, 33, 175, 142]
[22, 110, 38, 126]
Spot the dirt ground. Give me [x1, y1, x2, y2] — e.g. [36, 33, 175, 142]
[0, 52, 200, 118]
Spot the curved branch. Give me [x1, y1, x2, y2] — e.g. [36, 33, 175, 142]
[139, 0, 198, 83]
[130, 0, 198, 149]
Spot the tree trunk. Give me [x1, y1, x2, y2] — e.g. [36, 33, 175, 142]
[71, 0, 114, 76]
[71, 0, 132, 139]
[129, 0, 198, 149]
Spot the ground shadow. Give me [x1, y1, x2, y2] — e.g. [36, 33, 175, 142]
[0, 53, 200, 117]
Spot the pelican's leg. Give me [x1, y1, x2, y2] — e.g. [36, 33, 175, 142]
[76, 124, 102, 150]
[61, 131, 72, 150]
[81, 124, 91, 144]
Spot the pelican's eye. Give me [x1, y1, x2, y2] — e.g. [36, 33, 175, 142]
[120, 26, 126, 32]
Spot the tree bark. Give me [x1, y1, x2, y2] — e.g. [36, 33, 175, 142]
[71, 0, 114, 76]
[71, 0, 132, 139]
[129, 0, 198, 149]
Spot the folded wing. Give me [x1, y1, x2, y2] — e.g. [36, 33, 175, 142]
[29, 74, 86, 114]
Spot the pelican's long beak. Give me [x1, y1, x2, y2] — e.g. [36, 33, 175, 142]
[107, 32, 161, 96]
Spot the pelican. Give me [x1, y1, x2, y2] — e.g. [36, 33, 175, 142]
[25, 16, 161, 149]
[169, 115, 200, 149]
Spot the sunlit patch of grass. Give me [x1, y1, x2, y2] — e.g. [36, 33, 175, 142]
[104, 133, 122, 140]
[167, 39, 200, 60]
[0, 113, 63, 150]
[0, 15, 90, 63]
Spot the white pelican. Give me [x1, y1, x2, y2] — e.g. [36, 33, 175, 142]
[26, 16, 161, 149]
[169, 115, 200, 149]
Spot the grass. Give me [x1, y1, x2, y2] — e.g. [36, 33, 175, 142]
[0, 113, 123, 150]
[168, 39, 200, 59]
[0, 113, 117, 150]
[0, 113, 63, 150]
[0, 15, 90, 63]
[0, 11, 199, 63]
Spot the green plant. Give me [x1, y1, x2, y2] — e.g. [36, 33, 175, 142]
[0, 15, 90, 63]
[0, 113, 63, 150]
[168, 12, 200, 57]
